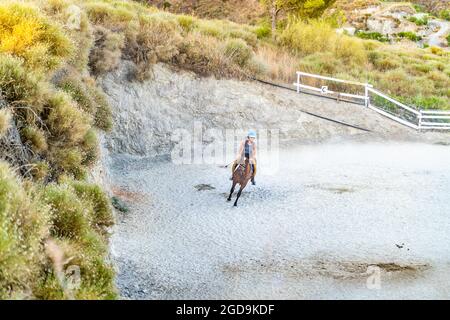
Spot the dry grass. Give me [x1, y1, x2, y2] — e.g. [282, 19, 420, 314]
[255, 44, 299, 83]
[0, 108, 12, 137]
[145, 0, 265, 24]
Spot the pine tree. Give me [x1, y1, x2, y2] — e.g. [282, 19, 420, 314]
[260, 0, 336, 35]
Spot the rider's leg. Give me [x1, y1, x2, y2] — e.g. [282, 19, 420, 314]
[230, 161, 238, 180]
[251, 160, 256, 185]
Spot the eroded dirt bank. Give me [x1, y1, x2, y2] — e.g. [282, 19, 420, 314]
[99, 62, 447, 158]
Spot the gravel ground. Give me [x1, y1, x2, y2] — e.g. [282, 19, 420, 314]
[109, 142, 450, 299]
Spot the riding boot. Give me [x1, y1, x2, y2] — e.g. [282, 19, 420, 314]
[251, 164, 256, 185]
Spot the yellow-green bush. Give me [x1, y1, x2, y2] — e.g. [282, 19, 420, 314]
[35, 180, 116, 299]
[44, 184, 90, 240]
[280, 19, 336, 55]
[1, 0, 117, 300]
[21, 126, 48, 153]
[0, 162, 50, 299]
[176, 14, 196, 33]
[280, 19, 367, 64]
[56, 69, 112, 131]
[0, 54, 46, 110]
[0, 2, 73, 72]
[80, 128, 99, 166]
[46, 91, 91, 146]
[224, 38, 253, 67]
[50, 147, 86, 179]
[70, 180, 114, 232]
[84, 1, 135, 26]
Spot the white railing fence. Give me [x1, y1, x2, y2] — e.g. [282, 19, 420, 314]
[294, 71, 450, 131]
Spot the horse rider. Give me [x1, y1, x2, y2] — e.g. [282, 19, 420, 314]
[231, 130, 257, 185]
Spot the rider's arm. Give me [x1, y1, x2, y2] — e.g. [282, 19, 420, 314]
[252, 143, 257, 161]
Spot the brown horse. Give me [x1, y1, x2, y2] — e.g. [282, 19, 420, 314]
[227, 158, 253, 207]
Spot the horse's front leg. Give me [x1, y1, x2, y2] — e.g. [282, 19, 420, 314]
[233, 183, 247, 207]
[227, 182, 236, 201]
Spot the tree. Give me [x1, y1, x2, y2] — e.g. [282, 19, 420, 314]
[260, 0, 336, 35]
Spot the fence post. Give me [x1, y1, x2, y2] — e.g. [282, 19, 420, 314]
[418, 111, 422, 130]
[364, 84, 369, 107]
[296, 72, 300, 93]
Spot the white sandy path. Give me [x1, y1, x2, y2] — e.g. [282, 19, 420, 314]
[109, 142, 450, 300]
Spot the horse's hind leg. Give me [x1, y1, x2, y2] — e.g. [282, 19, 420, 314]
[227, 182, 236, 201]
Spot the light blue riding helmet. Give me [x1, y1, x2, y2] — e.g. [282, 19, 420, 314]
[247, 130, 257, 138]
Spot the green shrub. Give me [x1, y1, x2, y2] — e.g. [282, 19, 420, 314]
[38, 180, 117, 299]
[45, 91, 91, 145]
[280, 19, 335, 55]
[254, 24, 271, 39]
[412, 4, 425, 13]
[80, 129, 99, 166]
[88, 84, 113, 132]
[410, 63, 433, 74]
[21, 126, 48, 153]
[197, 20, 225, 39]
[401, 95, 449, 110]
[334, 35, 367, 64]
[397, 32, 422, 42]
[50, 147, 86, 179]
[408, 16, 428, 26]
[0, 54, 46, 109]
[373, 56, 400, 71]
[111, 196, 129, 213]
[176, 15, 196, 32]
[440, 10, 450, 21]
[58, 73, 97, 115]
[71, 180, 114, 231]
[356, 31, 389, 42]
[84, 2, 135, 26]
[224, 38, 253, 67]
[56, 70, 112, 132]
[44, 184, 89, 239]
[0, 162, 50, 299]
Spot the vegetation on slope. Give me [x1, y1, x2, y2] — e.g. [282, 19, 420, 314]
[0, 0, 449, 299]
[143, 0, 265, 24]
[83, 0, 449, 110]
[0, 1, 115, 299]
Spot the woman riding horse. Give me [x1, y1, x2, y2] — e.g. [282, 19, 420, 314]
[231, 130, 257, 185]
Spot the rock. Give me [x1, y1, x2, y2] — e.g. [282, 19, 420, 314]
[336, 26, 356, 36]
